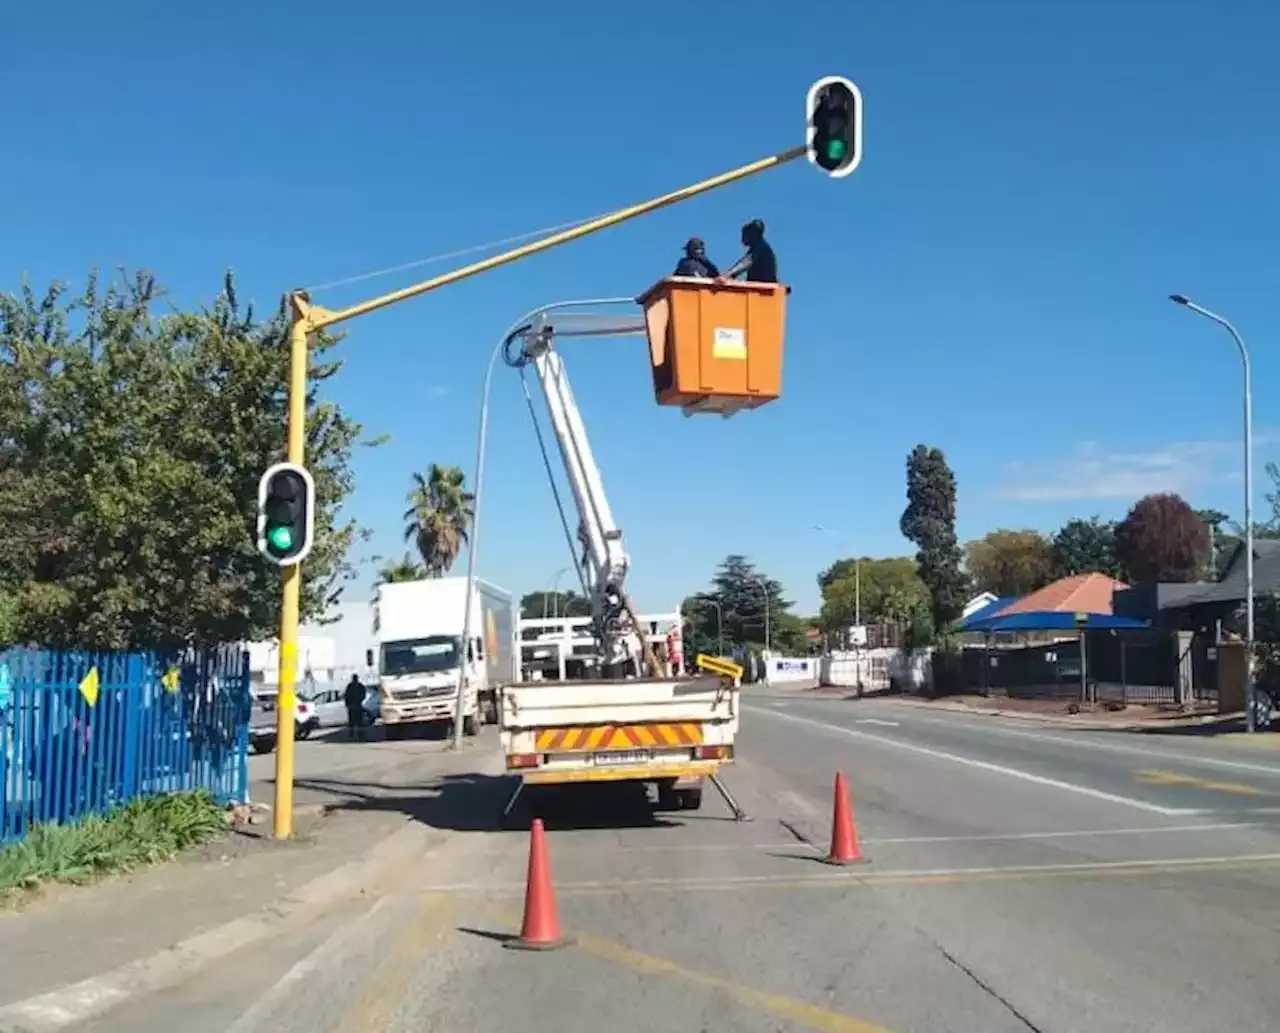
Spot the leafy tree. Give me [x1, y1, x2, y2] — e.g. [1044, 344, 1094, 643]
[1193, 508, 1233, 580]
[402, 464, 475, 576]
[682, 555, 806, 658]
[0, 270, 368, 650]
[1114, 492, 1210, 583]
[520, 590, 589, 620]
[899, 445, 970, 634]
[1050, 517, 1121, 579]
[965, 530, 1054, 597]
[817, 556, 929, 631]
[375, 554, 427, 585]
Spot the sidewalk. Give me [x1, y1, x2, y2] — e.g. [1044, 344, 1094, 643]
[885, 694, 1235, 731]
[0, 731, 501, 1028]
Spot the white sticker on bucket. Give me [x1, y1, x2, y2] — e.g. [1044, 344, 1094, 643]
[712, 326, 747, 360]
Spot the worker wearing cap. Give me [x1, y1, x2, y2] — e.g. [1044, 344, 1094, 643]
[674, 237, 720, 278]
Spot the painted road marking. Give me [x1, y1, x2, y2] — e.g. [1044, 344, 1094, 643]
[331, 893, 456, 1033]
[866, 706, 1280, 778]
[855, 718, 901, 727]
[1136, 769, 1274, 796]
[225, 897, 395, 1033]
[418, 852, 1280, 897]
[575, 933, 898, 1033]
[750, 705, 1196, 815]
[866, 821, 1259, 845]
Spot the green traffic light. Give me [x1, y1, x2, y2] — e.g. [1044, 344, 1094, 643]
[826, 139, 847, 161]
[267, 525, 294, 552]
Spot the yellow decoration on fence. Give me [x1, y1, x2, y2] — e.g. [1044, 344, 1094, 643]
[79, 666, 100, 708]
[161, 667, 180, 693]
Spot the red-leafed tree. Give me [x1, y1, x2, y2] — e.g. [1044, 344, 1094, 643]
[1114, 493, 1210, 583]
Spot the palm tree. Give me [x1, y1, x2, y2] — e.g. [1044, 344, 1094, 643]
[376, 554, 428, 585]
[403, 465, 476, 577]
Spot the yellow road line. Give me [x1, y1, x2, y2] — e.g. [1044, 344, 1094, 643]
[574, 933, 898, 1033]
[331, 892, 455, 1033]
[422, 852, 1280, 899]
[1135, 768, 1274, 796]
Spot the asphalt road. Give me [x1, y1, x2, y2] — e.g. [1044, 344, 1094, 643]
[87, 694, 1280, 1033]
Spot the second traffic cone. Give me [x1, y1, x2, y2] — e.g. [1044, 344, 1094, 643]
[505, 818, 571, 950]
[825, 770, 866, 866]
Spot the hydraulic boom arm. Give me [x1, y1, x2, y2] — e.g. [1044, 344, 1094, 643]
[522, 330, 658, 676]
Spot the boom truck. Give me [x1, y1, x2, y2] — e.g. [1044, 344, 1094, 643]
[498, 314, 742, 816]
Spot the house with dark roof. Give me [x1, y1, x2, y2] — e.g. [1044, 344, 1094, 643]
[1112, 539, 1280, 630]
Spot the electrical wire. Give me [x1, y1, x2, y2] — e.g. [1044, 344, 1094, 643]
[302, 208, 619, 294]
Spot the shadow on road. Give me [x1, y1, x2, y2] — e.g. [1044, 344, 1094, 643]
[292, 772, 686, 834]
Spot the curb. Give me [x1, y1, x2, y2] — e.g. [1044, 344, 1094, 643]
[0, 818, 443, 1033]
[884, 697, 1229, 732]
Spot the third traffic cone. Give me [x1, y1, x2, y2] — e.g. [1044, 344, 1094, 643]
[506, 818, 571, 950]
[825, 770, 865, 866]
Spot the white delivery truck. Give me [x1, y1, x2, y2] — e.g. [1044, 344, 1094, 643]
[372, 577, 516, 739]
[496, 313, 742, 815]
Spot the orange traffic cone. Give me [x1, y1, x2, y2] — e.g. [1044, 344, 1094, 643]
[505, 818, 571, 950]
[825, 771, 866, 866]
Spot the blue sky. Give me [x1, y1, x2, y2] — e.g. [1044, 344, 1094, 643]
[5, 1, 1279, 617]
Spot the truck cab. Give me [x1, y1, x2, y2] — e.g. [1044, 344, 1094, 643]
[375, 633, 482, 738]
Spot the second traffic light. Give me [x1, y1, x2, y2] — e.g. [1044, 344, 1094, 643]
[256, 462, 315, 567]
[806, 75, 863, 178]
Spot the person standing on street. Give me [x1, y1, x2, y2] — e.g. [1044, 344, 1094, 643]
[343, 674, 367, 740]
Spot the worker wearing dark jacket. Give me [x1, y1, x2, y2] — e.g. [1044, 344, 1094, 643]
[673, 237, 720, 278]
[719, 219, 778, 284]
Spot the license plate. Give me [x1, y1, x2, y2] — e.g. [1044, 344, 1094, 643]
[594, 749, 650, 767]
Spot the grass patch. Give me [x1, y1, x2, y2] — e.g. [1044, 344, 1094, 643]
[0, 790, 228, 896]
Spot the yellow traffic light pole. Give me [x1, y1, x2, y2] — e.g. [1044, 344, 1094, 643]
[272, 142, 806, 839]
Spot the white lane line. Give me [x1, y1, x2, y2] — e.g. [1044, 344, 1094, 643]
[749, 705, 1197, 816]
[866, 822, 1258, 845]
[855, 718, 901, 727]
[867, 706, 1280, 777]
[224, 896, 394, 1033]
[416, 852, 1280, 894]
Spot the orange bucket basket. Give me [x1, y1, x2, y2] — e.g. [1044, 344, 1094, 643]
[637, 277, 788, 417]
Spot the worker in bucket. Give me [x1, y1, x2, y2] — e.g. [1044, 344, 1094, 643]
[718, 218, 778, 284]
[673, 237, 720, 278]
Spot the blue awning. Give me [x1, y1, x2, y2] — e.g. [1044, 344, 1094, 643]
[956, 596, 1018, 631]
[964, 610, 1149, 633]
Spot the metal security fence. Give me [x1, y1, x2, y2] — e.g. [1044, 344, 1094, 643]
[0, 644, 250, 844]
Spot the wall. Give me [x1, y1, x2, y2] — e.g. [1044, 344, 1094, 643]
[764, 657, 820, 686]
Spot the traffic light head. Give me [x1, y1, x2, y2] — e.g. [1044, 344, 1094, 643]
[806, 75, 863, 178]
[256, 462, 315, 566]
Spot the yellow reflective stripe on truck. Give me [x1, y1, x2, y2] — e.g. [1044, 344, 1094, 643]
[534, 723, 704, 752]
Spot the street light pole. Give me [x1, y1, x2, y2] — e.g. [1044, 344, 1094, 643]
[1169, 293, 1256, 732]
[706, 598, 724, 656]
[751, 576, 772, 653]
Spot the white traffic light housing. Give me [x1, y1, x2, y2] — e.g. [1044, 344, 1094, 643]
[256, 462, 315, 567]
[806, 75, 863, 178]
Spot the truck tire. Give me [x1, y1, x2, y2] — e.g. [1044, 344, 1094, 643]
[482, 697, 498, 725]
[677, 787, 703, 811]
[385, 724, 404, 741]
[252, 736, 276, 755]
[463, 712, 480, 737]
[655, 779, 680, 811]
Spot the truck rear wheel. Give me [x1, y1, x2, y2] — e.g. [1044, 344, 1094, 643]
[677, 787, 703, 811]
[655, 779, 680, 811]
[463, 713, 480, 737]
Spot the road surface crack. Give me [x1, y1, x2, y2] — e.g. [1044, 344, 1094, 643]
[922, 931, 1044, 1032]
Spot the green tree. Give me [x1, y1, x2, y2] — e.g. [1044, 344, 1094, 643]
[0, 270, 369, 650]
[683, 555, 806, 657]
[817, 556, 928, 631]
[402, 465, 475, 576]
[1114, 492, 1210, 584]
[375, 554, 427, 585]
[899, 445, 970, 635]
[965, 529, 1054, 597]
[1050, 517, 1121, 579]
[520, 590, 590, 620]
